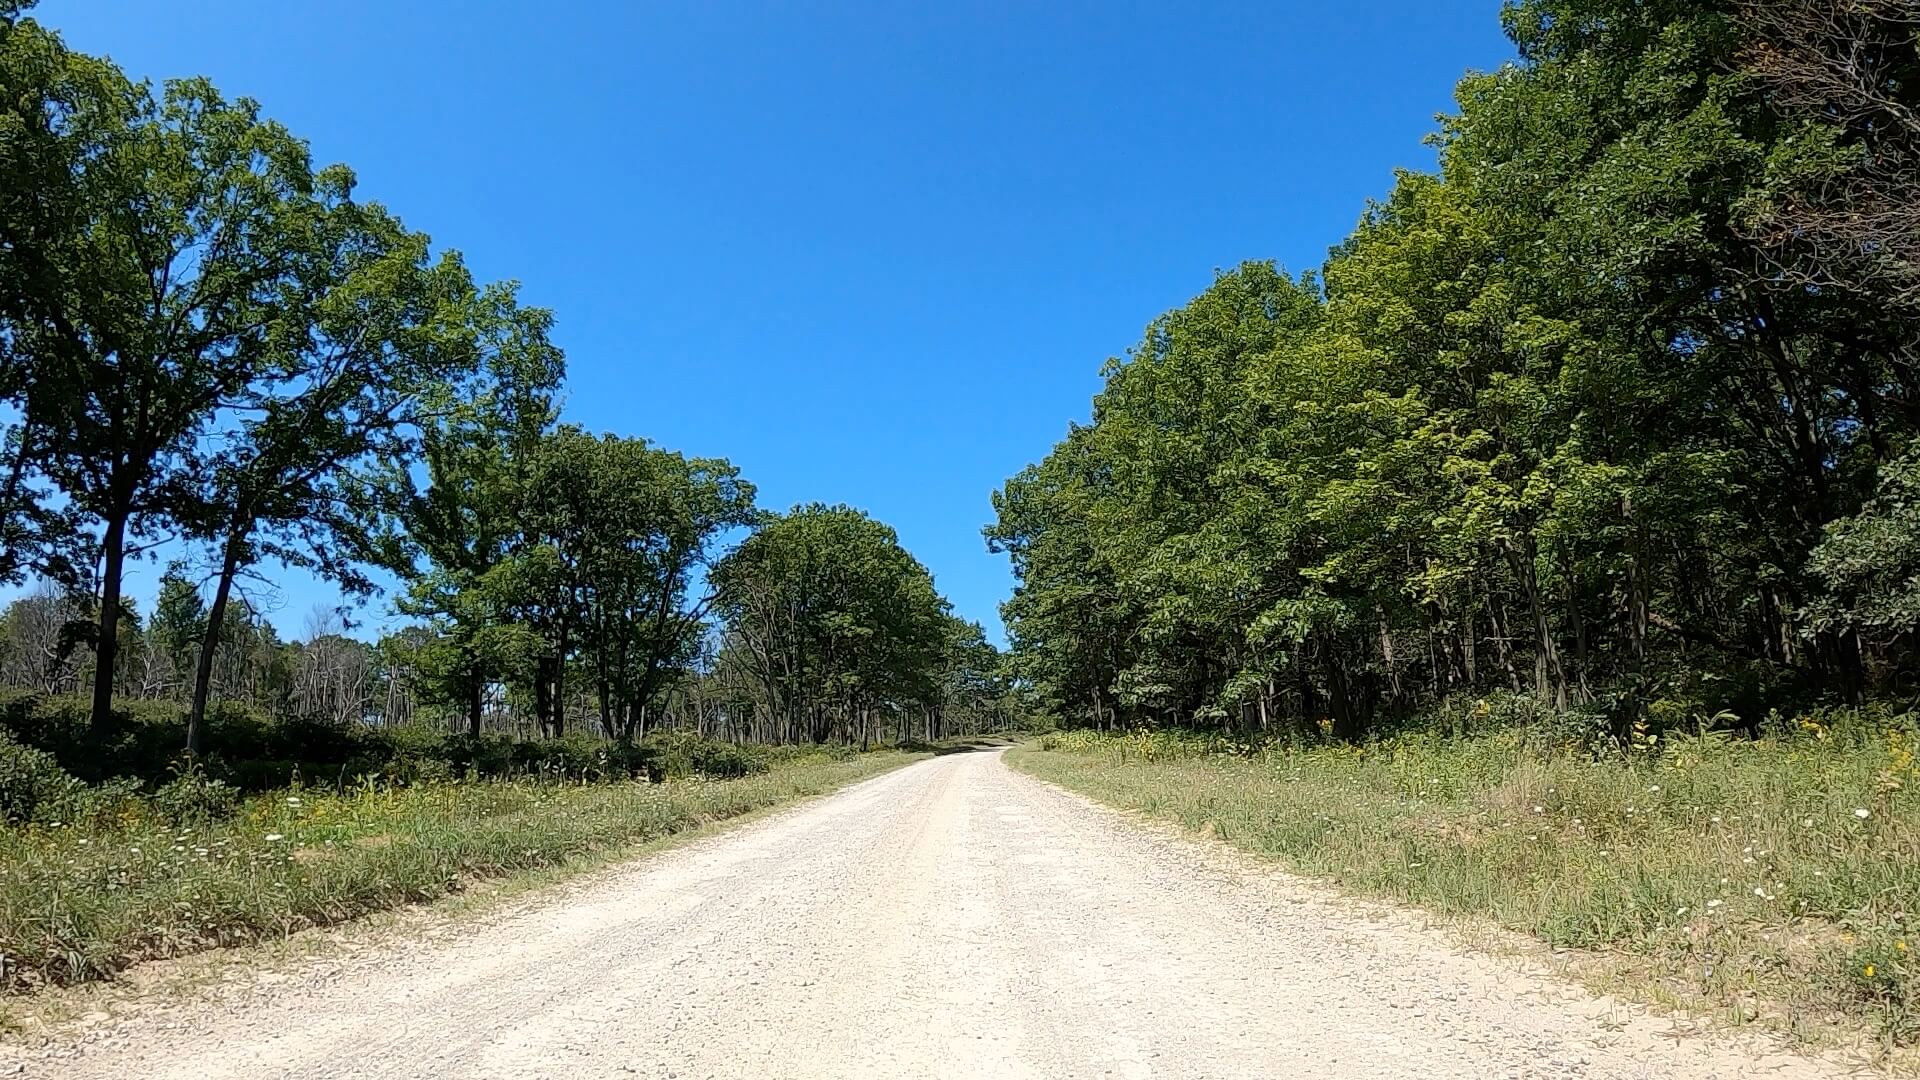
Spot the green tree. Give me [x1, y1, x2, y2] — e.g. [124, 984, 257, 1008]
[520, 428, 756, 739]
[182, 240, 559, 757]
[0, 57, 391, 732]
[374, 330, 562, 736]
[714, 505, 949, 744]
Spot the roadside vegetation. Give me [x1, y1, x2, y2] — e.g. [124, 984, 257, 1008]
[990, 0, 1920, 1054]
[1014, 713, 1919, 1050]
[0, 692, 926, 990]
[0, 2, 1017, 994]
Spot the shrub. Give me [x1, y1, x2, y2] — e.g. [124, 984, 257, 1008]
[0, 730, 84, 824]
[149, 771, 240, 826]
[638, 732, 769, 780]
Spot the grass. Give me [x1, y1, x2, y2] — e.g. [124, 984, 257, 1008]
[1010, 717, 1920, 1053]
[0, 748, 923, 991]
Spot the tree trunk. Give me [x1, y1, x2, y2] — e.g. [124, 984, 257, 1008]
[187, 531, 245, 761]
[1506, 537, 1566, 709]
[89, 501, 131, 735]
[465, 665, 483, 737]
[597, 679, 616, 740]
[1557, 543, 1592, 704]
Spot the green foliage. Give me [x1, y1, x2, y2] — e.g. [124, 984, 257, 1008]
[0, 728, 80, 824]
[1811, 446, 1920, 652]
[149, 772, 239, 827]
[991, 0, 1920, 741]
[712, 504, 958, 744]
[636, 732, 767, 780]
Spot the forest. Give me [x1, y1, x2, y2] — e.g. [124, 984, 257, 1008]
[0, 3, 1007, 773]
[992, 0, 1920, 745]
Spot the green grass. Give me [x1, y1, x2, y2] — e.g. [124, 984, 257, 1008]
[0, 748, 923, 990]
[1011, 719, 1920, 1051]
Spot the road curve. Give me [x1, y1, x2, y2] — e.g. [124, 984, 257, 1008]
[30, 748, 1850, 1079]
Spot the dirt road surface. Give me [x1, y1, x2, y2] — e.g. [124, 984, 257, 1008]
[25, 748, 1859, 1079]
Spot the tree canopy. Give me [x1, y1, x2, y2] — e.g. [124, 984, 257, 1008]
[992, 0, 1920, 741]
[0, 8, 994, 752]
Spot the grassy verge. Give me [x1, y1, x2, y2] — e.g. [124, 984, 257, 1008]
[1, 748, 922, 991]
[1010, 722, 1919, 1052]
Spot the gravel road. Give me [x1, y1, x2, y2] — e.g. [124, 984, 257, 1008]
[26, 747, 1858, 1079]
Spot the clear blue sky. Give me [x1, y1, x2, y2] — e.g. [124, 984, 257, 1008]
[43, 0, 1515, 643]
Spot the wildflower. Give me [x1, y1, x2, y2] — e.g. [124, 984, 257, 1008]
[1853, 808, 1871, 820]
[1865, 964, 1877, 978]
[1898, 940, 1910, 954]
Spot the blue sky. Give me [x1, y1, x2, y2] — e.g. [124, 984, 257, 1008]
[43, 1, 1515, 643]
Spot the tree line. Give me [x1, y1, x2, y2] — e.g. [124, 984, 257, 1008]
[990, 0, 1920, 742]
[0, 5, 1006, 753]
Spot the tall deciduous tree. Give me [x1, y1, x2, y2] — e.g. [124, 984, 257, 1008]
[183, 235, 558, 757]
[522, 428, 755, 740]
[714, 505, 949, 744]
[1, 59, 387, 732]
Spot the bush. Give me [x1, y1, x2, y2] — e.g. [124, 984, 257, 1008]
[0, 730, 83, 824]
[149, 772, 240, 826]
[638, 732, 768, 780]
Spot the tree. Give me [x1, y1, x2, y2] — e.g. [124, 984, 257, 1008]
[993, 0, 1920, 739]
[521, 428, 756, 740]
[0, 58, 396, 733]
[0, 6, 122, 587]
[714, 505, 949, 744]
[182, 235, 559, 758]
[374, 327, 563, 737]
[1738, 0, 1920, 308]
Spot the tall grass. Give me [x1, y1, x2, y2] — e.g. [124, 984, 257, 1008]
[1014, 713, 1920, 1048]
[0, 749, 920, 990]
